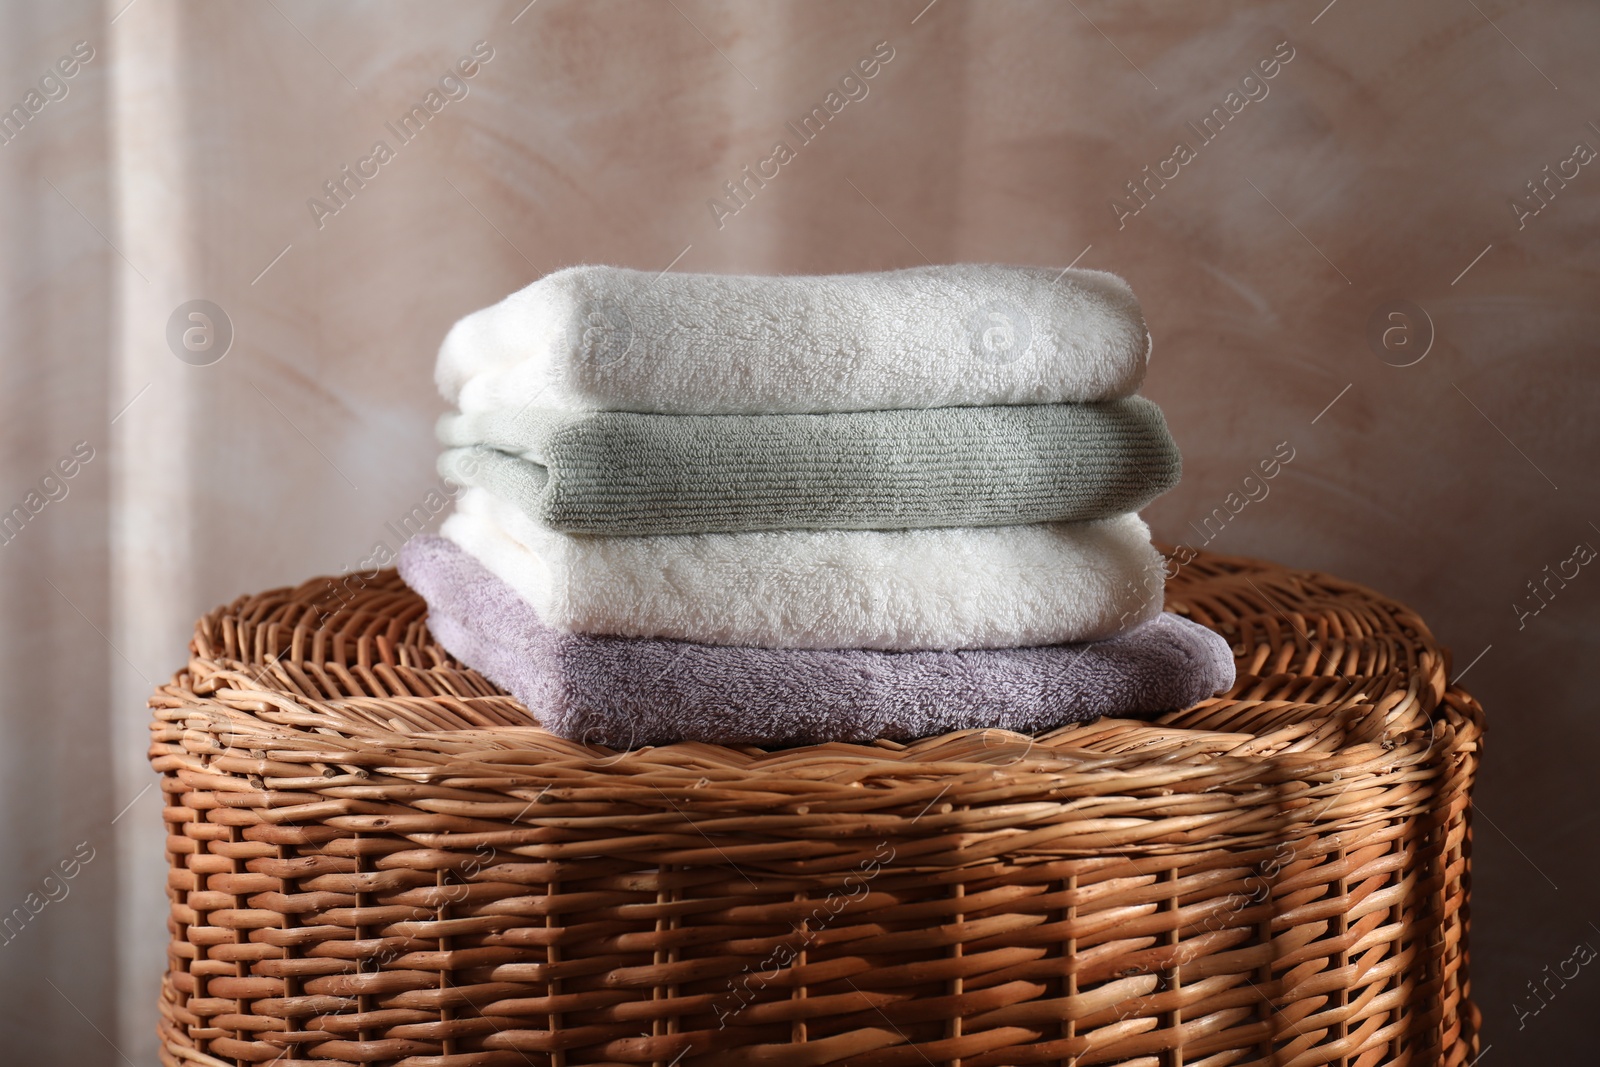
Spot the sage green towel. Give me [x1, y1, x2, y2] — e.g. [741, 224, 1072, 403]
[437, 398, 1180, 535]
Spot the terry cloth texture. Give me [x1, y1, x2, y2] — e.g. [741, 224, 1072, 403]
[437, 396, 1181, 535]
[437, 264, 1152, 416]
[439, 487, 1167, 650]
[398, 534, 1236, 747]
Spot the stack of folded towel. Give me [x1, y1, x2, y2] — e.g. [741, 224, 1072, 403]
[399, 264, 1235, 747]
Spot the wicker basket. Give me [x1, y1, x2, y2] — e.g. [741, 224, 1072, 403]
[149, 549, 1482, 1067]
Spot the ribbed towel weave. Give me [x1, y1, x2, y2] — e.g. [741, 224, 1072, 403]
[437, 264, 1151, 415]
[438, 397, 1180, 535]
[399, 534, 1236, 746]
[440, 487, 1166, 649]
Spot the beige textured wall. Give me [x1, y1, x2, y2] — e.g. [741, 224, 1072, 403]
[0, 1, 1594, 1063]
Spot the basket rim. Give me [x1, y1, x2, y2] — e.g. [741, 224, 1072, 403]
[148, 548, 1483, 847]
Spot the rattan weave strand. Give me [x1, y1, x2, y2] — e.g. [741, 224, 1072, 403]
[150, 550, 1482, 1067]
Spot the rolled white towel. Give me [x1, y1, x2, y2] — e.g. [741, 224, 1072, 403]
[440, 487, 1165, 650]
[438, 264, 1151, 415]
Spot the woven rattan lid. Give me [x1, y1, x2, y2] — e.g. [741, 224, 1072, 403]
[150, 549, 1482, 866]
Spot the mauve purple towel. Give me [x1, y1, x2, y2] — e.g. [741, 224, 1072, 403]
[398, 534, 1236, 747]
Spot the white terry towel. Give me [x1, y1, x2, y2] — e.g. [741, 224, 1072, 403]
[437, 264, 1152, 415]
[441, 488, 1165, 650]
